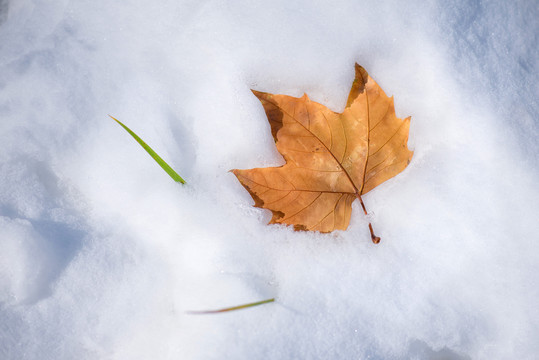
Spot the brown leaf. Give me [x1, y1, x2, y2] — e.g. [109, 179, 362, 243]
[232, 64, 412, 240]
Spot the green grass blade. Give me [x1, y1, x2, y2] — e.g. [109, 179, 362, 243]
[110, 115, 186, 184]
[186, 298, 275, 314]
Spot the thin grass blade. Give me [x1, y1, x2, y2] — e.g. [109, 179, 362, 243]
[186, 298, 275, 314]
[110, 115, 186, 184]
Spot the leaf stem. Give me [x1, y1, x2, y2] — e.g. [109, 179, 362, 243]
[356, 193, 380, 244]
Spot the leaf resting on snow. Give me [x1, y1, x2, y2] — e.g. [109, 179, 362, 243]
[110, 115, 186, 184]
[232, 64, 412, 233]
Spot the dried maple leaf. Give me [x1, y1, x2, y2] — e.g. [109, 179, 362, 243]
[232, 64, 413, 243]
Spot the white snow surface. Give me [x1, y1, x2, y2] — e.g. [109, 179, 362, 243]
[1, 0, 538, 359]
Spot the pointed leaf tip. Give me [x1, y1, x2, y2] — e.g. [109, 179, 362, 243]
[346, 63, 369, 107]
[251, 89, 262, 96]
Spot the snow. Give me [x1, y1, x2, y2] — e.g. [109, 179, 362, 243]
[1, 0, 538, 359]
